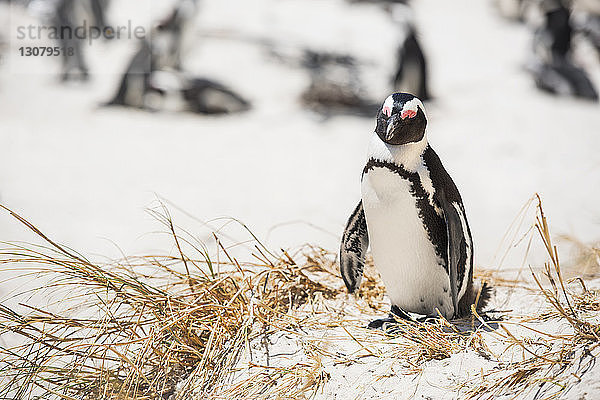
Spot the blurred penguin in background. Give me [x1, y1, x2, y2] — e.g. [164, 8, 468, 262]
[106, 0, 250, 114]
[572, 0, 600, 60]
[104, 37, 155, 108]
[345, 0, 431, 101]
[300, 50, 378, 117]
[528, 0, 598, 100]
[152, 0, 197, 71]
[386, 2, 431, 101]
[29, 0, 110, 81]
[347, 0, 431, 101]
[105, 0, 200, 108]
[301, 0, 430, 116]
[53, 0, 89, 81]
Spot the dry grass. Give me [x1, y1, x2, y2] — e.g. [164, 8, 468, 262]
[356, 256, 388, 311]
[462, 195, 600, 399]
[385, 318, 491, 374]
[559, 235, 600, 277]
[208, 358, 329, 400]
[0, 205, 343, 399]
[1, 195, 600, 399]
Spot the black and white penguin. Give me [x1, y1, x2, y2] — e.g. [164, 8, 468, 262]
[573, 10, 600, 59]
[102, 0, 248, 114]
[152, 0, 199, 72]
[529, 0, 598, 101]
[300, 50, 378, 117]
[340, 93, 489, 327]
[104, 39, 155, 107]
[105, 0, 199, 107]
[27, 0, 108, 81]
[387, 4, 431, 101]
[148, 70, 251, 114]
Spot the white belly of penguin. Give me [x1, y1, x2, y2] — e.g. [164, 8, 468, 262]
[362, 167, 453, 318]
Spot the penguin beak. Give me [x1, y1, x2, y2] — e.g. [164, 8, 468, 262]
[385, 114, 401, 142]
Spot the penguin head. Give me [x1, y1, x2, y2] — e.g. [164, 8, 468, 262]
[375, 93, 427, 145]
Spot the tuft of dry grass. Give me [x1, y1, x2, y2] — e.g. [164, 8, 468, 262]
[356, 255, 388, 311]
[559, 235, 600, 277]
[0, 205, 342, 399]
[208, 358, 329, 400]
[463, 195, 600, 399]
[386, 318, 491, 374]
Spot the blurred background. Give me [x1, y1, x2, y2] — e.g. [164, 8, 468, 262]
[0, 0, 599, 269]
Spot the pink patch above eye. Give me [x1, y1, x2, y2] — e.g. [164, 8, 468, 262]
[401, 109, 417, 119]
[382, 106, 392, 117]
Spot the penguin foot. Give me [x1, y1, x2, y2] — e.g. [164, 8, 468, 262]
[450, 311, 502, 333]
[415, 315, 442, 324]
[367, 305, 413, 330]
[367, 315, 399, 330]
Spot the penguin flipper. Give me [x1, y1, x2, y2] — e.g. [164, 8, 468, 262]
[440, 196, 467, 319]
[340, 201, 369, 293]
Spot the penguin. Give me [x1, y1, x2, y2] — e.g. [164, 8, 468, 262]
[44, 0, 110, 81]
[153, 0, 199, 71]
[392, 25, 430, 101]
[528, 0, 598, 101]
[148, 70, 251, 114]
[573, 10, 600, 60]
[300, 50, 378, 117]
[387, 4, 431, 101]
[340, 93, 489, 327]
[103, 0, 248, 114]
[104, 39, 155, 108]
[344, 0, 430, 101]
[180, 76, 250, 114]
[105, 0, 199, 108]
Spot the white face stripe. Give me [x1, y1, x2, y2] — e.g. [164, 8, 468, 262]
[382, 95, 395, 113]
[382, 95, 394, 117]
[401, 97, 425, 117]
